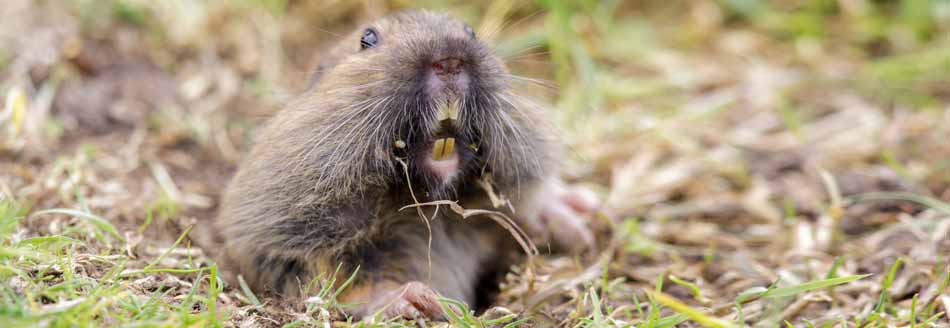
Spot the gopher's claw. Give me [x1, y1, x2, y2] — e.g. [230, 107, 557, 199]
[534, 181, 600, 253]
[371, 281, 445, 320]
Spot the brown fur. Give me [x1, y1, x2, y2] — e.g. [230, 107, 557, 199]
[214, 10, 560, 318]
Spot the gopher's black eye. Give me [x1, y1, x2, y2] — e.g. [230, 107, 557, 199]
[464, 25, 476, 39]
[360, 28, 378, 50]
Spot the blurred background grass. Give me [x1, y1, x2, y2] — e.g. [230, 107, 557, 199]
[3, 0, 950, 327]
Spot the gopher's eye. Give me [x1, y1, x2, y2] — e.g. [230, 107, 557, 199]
[360, 28, 378, 50]
[464, 25, 475, 39]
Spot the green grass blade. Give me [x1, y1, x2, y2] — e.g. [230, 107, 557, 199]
[238, 275, 262, 308]
[825, 256, 844, 279]
[669, 275, 708, 303]
[653, 313, 690, 328]
[502, 316, 532, 328]
[763, 274, 871, 298]
[143, 225, 193, 271]
[646, 290, 738, 328]
[850, 192, 950, 215]
[33, 208, 123, 240]
[16, 235, 81, 246]
[438, 297, 474, 328]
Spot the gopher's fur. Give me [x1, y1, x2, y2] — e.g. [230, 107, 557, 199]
[215, 10, 563, 318]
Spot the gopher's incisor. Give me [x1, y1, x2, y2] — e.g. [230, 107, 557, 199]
[215, 9, 598, 320]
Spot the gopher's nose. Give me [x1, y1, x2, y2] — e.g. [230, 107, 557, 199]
[432, 58, 462, 79]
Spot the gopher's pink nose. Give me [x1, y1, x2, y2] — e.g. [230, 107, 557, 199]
[432, 58, 462, 78]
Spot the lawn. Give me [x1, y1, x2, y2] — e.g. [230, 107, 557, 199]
[2, 0, 950, 327]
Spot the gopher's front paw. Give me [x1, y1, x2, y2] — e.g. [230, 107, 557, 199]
[366, 281, 445, 320]
[535, 180, 599, 253]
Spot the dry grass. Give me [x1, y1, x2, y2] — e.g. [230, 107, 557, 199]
[2, 0, 950, 327]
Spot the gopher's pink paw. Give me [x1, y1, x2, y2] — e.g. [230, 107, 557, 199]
[368, 281, 445, 320]
[561, 185, 600, 214]
[536, 181, 600, 252]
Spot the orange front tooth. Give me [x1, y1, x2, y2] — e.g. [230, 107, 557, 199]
[432, 138, 446, 160]
[443, 138, 455, 157]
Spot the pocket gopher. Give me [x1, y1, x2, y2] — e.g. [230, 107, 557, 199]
[215, 9, 598, 320]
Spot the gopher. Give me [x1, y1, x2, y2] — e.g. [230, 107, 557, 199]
[215, 9, 597, 320]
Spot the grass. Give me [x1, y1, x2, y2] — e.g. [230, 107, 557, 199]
[3, 0, 950, 327]
[0, 197, 224, 327]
